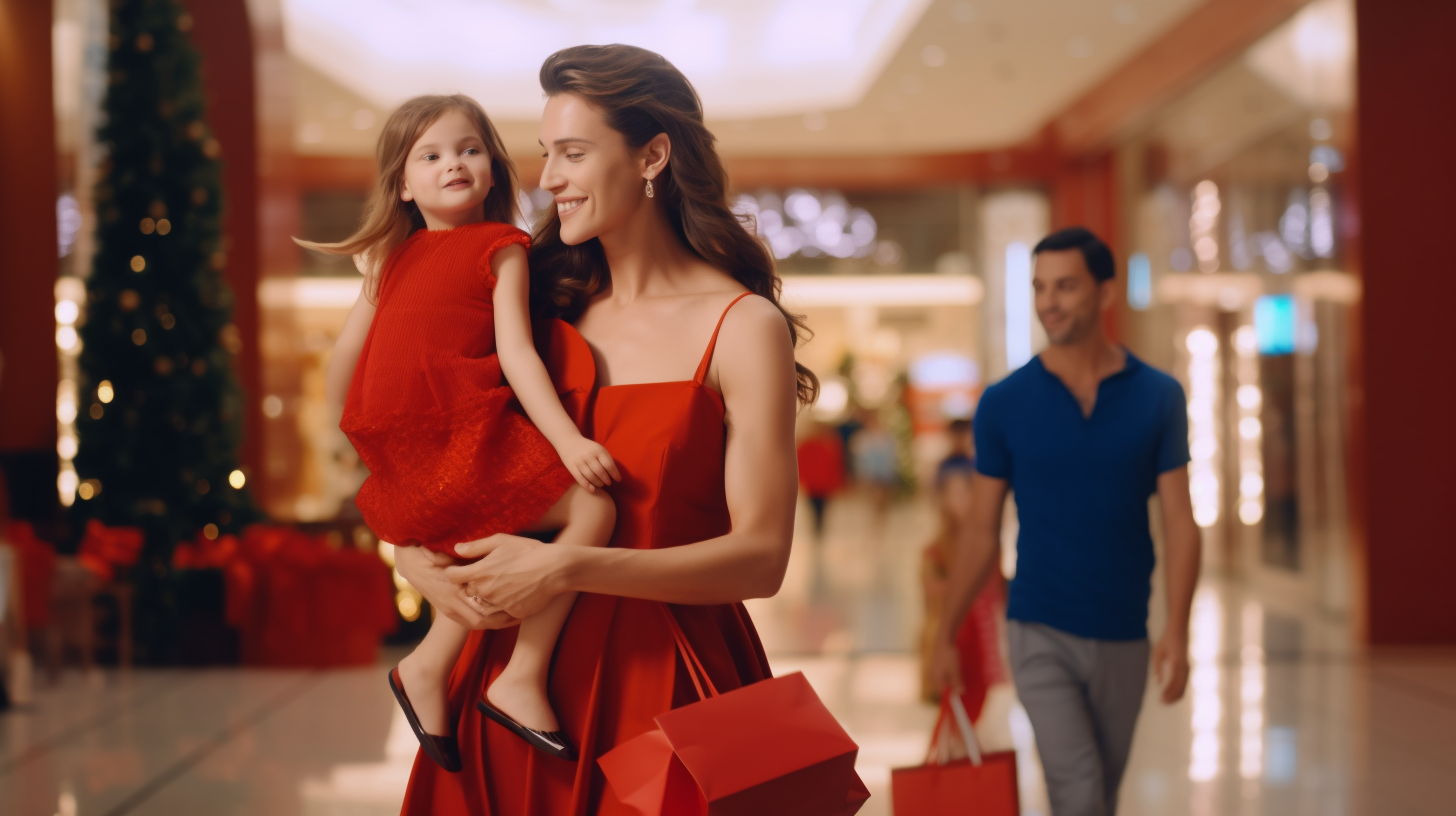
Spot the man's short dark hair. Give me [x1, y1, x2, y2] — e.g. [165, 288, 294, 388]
[1033, 227, 1115, 283]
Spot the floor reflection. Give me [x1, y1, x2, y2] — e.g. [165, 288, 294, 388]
[3, 491, 1453, 815]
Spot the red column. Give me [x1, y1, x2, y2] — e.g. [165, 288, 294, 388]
[1052, 152, 1122, 343]
[1355, 0, 1456, 645]
[0, 0, 60, 509]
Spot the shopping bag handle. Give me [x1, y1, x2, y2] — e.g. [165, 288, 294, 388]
[928, 692, 985, 767]
[660, 604, 720, 700]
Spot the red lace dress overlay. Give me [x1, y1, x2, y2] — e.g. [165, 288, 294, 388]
[341, 221, 575, 557]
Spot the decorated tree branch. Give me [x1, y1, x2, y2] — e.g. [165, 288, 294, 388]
[74, 0, 260, 661]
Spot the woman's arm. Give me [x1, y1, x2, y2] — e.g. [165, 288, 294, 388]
[928, 473, 1008, 692]
[448, 295, 798, 617]
[492, 244, 620, 490]
[325, 286, 376, 412]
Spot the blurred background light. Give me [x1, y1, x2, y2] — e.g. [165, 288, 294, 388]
[1254, 295, 1297, 355]
[1127, 252, 1152, 310]
[1004, 241, 1032, 371]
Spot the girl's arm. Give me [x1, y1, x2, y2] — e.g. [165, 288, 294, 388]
[448, 295, 798, 613]
[325, 286, 377, 413]
[492, 244, 620, 490]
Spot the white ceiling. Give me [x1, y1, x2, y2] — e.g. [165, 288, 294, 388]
[286, 0, 931, 120]
[289, 0, 1208, 158]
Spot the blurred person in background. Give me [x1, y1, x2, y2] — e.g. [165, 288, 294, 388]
[796, 421, 846, 540]
[849, 410, 898, 531]
[930, 227, 1200, 816]
[920, 417, 1006, 719]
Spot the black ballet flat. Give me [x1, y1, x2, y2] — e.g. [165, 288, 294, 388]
[388, 668, 463, 772]
[476, 697, 578, 761]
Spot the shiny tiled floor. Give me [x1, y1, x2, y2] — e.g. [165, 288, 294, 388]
[4, 493, 1454, 815]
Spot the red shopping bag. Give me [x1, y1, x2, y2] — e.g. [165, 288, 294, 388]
[891, 692, 1019, 815]
[599, 606, 870, 816]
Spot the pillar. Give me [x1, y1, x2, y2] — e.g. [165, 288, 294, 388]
[1355, 0, 1456, 645]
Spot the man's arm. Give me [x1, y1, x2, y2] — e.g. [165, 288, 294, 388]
[928, 473, 1009, 692]
[1153, 465, 1200, 703]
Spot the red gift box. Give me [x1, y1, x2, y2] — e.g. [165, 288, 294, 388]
[599, 606, 869, 816]
[77, 519, 144, 582]
[891, 693, 1019, 816]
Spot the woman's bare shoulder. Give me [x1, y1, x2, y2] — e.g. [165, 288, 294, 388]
[713, 294, 794, 368]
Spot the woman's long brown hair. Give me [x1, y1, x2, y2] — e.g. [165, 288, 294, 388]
[531, 45, 818, 407]
[295, 94, 519, 302]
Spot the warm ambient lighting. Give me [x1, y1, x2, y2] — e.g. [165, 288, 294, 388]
[1186, 328, 1220, 528]
[228, 469, 247, 489]
[55, 277, 86, 507]
[262, 274, 985, 311]
[283, 0, 932, 119]
[1190, 180, 1221, 273]
[1188, 589, 1223, 782]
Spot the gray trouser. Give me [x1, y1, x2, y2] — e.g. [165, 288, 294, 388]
[1008, 620, 1149, 816]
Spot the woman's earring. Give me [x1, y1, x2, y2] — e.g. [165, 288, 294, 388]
[645, 178, 654, 199]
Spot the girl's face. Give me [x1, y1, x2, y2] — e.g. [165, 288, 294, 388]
[538, 93, 657, 246]
[400, 109, 494, 228]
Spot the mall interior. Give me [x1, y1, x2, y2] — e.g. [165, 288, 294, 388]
[0, 0, 1452, 814]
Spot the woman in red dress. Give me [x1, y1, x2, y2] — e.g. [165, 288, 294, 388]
[393, 45, 815, 814]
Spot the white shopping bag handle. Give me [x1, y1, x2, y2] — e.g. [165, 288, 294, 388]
[949, 693, 984, 766]
[934, 692, 985, 767]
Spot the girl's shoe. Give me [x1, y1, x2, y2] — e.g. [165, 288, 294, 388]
[388, 668, 463, 772]
[476, 697, 578, 761]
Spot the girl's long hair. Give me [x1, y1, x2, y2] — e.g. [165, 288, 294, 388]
[295, 94, 519, 302]
[531, 45, 818, 407]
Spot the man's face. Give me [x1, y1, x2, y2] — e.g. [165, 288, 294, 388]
[1032, 249, 1111, 345]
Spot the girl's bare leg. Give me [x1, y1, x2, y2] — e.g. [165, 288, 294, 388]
[485, 484, 615, 731]
[396, 602, 469, 737]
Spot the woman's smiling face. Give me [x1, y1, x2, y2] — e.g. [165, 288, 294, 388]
[538, 93, 651, 246]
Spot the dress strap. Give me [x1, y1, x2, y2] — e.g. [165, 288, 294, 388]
[692, 292, 754, 385]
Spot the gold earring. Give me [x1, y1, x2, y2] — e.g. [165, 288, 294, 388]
[645, 178, 654, 198]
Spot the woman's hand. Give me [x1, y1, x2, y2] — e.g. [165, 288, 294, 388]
[393, 544, 520, 630]
[928, 636, 965, 695]
[448, 534, 572, 620]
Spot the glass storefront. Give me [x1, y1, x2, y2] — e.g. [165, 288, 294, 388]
[1117, 0, 1356, 613]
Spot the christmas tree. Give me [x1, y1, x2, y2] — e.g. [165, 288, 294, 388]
[74, 0, 259, 660]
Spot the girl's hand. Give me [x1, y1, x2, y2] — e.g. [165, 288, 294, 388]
[448, 534, 572, 620]
[393, 544, 520, 630]
[555, 435, 622, 491]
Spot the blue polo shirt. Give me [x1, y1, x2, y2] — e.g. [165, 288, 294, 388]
[974, 352, 1189, 641]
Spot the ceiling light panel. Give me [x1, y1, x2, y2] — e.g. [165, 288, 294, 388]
[283, 0, 932, 119]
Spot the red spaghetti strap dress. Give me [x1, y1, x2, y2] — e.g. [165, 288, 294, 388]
[400, 293, 774, 816]
[341, 221, 577, 557]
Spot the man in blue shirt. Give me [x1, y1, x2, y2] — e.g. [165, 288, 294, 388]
[931, 227, 1201, 816]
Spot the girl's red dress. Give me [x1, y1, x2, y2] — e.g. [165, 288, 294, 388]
[399, 294, 774, 815]
[341, 221, 576, 556]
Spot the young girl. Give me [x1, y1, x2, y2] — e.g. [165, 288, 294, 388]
[301, 95, 617, 770]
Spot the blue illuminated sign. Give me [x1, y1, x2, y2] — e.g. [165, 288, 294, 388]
[1254, 295, 1296, 355]
[1127, 252, 1152, 310]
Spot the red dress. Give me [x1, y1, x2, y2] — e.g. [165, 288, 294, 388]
[341, 222, 577, 557]
[400, 294, 774, 816]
